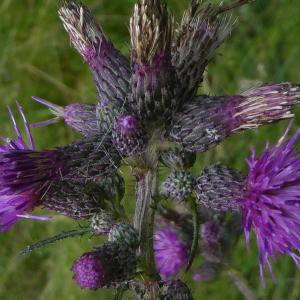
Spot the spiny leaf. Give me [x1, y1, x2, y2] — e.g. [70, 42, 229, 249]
[20, 227, 93, 255]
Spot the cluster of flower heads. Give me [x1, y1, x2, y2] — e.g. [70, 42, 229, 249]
[2, 0, 300, 298]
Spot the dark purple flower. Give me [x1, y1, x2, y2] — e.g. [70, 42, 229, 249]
[242, 125, 300, 279]
[72, 242, 137, 290]
[72, 252, 105, 290]
[154, 227, 189, 280]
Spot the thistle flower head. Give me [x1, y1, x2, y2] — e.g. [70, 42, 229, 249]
[242, 125, 300, 278]
[169, 83, 300, 152]
[72, 252, 105, 290]
[129, 0, 177, 122]
[0, 104, 44, 231]
[154, 227, 189, 280]
[195, 164, 245, 211]
[173, 1, 233, 102]
[58, 0, 106, 58]
[108, 223, 140, 249]
[90, 211, 115, 235]
[161, 170, 195, 202]
[59, 0, 131, 107]
[72, 242, 137, 289]
[42, 180, 107, 219]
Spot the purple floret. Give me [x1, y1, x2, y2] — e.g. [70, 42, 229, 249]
[72, 252, 105, 290]
[0, 104, 54, 232]
[154, 227, 189, 280]
[116, 114, 139, 136]
[242, 124, 300, 280]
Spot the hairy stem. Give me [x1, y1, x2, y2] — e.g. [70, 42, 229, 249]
[134, 169, 159, 280]
[226, 267, 258, 300]
[218, 0, 254, 14]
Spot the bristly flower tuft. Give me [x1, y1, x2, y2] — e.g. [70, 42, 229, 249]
[169, 83, 300, 152]
[154, 227, 189, 280]
[31, 96, 99, 137]
[129, 0, 177, 121]
[0, 104, 42, 231]
[173, 0, 234, 103]
[242, 125, 300, 280]
[58, 0, 131, 107]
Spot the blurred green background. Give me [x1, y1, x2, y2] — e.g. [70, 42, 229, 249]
[0, 0, 300, 299]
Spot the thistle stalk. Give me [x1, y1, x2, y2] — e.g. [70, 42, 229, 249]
[225, 267, 258, 300]
[134, 168, 158, 280]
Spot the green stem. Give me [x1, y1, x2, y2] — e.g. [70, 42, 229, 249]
[225, 266, 258, 300]
[218, 0, 254, 14]
[133, 169, 158, 279]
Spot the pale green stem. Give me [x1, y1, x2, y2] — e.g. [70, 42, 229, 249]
[225, 267, 258, 300]
[133, 169, 159, 279]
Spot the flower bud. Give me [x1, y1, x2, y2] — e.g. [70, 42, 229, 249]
[58, 0, 131, 107]
[169, 83, 300, 152]
[195, 164, 245, 211]
[129, 0, 177, 122]
[108, 223, 140, 249]
[90, 211, 115, 235]
[161, 170, 195, 202]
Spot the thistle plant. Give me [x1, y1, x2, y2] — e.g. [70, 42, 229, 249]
[2, 0, 300, 299]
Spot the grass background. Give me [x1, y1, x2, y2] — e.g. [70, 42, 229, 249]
[0, 0, 300, 299]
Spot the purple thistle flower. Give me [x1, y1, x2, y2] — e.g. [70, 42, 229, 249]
[72, 242, 137, 290]
[72, 252, 105, 290]
[195, 126, 300, 278]
[242, 125, 300, 280]
[154, 227, 189, 280]
[0, 104, 120, 231]
[0, 104, 45, 231]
